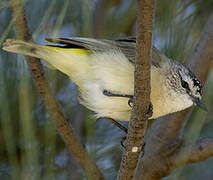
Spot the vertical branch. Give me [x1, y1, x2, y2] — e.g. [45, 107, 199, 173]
[185, 13, 213, 83]
[117, 0, 155, 179]
[93, 0, 107, 37]
[7, 0, 104, 179]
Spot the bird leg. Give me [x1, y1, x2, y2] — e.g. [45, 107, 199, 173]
[103, 90, 134, 107]
[121, 135, 127, 148]
[105, 117, 128, 133]
[104, 117, 128, 148]
[102, 89, 132, 132]
[103, 89, 132, 148]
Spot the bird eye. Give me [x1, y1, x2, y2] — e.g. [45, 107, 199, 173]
[181, 80, 189, 90]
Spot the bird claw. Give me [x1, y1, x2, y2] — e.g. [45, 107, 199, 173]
[146, 102, 153, 118]
[121, 134, 127, 149]
[128, 97, 134, 107]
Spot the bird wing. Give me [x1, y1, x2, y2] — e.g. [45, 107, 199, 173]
[46, 37, 115, 52]
[46, 37, 168, 68]
[114, 37, 168, 67]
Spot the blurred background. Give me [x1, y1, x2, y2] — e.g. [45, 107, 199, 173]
[0, 0, 213, 179]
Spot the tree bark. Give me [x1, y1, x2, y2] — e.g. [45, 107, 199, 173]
[8, 0, 104, 179]
[172, 138, 213, 167]
[117, 0, 155, 179]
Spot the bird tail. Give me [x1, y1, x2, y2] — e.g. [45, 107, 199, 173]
[3, 39, 87, 58]
[2, 39, 91, 85]
[3, 39, 52, 59]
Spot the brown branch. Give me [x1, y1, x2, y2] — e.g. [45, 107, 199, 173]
[172, 138, 213, 167]
[93, 0, 108, 37]
[8, 0, 104, 179]
[117, 0, 155, 179]
[133, 12, 213, 180]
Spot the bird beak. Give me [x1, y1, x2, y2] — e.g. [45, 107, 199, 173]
[191, 96, 207, 111]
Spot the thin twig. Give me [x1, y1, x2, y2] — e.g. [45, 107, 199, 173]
[172, 138, 213, 167]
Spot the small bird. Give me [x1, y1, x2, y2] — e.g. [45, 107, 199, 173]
[2, 37, 206, 121]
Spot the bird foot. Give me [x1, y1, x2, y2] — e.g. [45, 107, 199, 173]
[146, 102, 153, 118]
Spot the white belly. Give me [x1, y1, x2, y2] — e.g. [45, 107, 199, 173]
[79, 81, 132, 121]
[77, 51, 135, 121]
